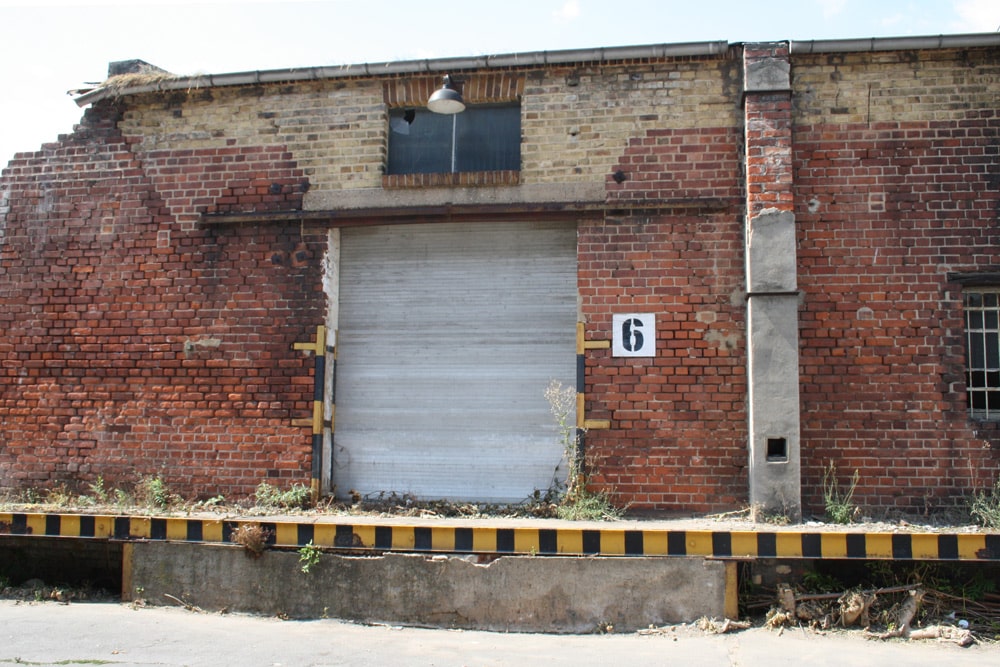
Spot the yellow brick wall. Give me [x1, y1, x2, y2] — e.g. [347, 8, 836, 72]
[120, 80, 387, 191]
[521, 58, 741, 183]
[118, 55, 742, 196]
[792, 47, 1000, 125]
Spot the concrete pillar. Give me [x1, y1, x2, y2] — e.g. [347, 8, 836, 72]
[743, 44, 801, 520]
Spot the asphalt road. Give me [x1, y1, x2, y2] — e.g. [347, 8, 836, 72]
[1, 600, 997, 666]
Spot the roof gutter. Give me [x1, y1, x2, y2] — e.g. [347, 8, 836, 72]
[74, 40, 730, 107]
[790, 32, 1000, 54]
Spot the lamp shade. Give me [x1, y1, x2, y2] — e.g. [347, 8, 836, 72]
[427, 76, 465, 114]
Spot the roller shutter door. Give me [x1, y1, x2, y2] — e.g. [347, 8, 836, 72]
[335, 221, 577, 502]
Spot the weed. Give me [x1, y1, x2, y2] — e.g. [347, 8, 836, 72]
[298, 540, 322, 574]
[135, 476, 173, 510]
[113, 487, 131, 508]
[801, 570, 844, 593]
[969, 478, 1000, 529]
[192, 495, 226, 511]
[555, 487, 624, 521]
[88, 476, 109, 503]
[231, 522, 271, 558]
[44, 484, 75, 507]
[749, 504, 792, 525]
[254, 481, 312, 510]
[544, 379, 624, 521]
[822, 462, 859, 524]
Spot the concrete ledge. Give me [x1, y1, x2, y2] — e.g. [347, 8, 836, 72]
[126, 542, 726, 633]
[304, 182, 606, 212]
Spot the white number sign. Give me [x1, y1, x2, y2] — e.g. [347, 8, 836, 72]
[612, 313, 656, 357]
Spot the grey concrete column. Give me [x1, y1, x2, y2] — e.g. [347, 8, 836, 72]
[746, 212, 801, 520]
[744, 44, 801, 521]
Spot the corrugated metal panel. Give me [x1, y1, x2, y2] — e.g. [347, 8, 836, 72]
[335, 221, 577, 502]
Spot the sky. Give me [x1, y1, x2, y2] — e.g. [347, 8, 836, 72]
[0, 0, 998, 169]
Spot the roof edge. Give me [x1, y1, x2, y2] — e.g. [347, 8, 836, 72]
[73, 32, 1000, 108]
[789, 32, 1000, 54]
[74, 40, 731, 107]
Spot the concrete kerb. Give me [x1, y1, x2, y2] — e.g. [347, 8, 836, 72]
[5, 511, 1000, 633]
[124, 541, 728, 633]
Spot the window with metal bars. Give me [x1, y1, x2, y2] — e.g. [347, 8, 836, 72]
[964, 289, 1000, 420]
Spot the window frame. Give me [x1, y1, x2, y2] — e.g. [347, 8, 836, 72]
[385, 103, 521, 177]
[963, 287, 1000, 421]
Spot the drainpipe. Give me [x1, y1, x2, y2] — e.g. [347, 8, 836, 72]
[742, 43, 802, 521]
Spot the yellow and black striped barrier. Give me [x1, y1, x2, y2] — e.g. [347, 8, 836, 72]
[2, 512, 998, 561]
[292, 325, 330, 502]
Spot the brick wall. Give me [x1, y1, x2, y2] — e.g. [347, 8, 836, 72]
[580, 126, 746, 511]
[793, 47, 1000, 512]
[522, 55, 742, 184]
[2, 43, 998, 515]
[0, 103, 323, 498]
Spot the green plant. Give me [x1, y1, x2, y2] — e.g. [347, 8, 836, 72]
[822, 462, 859, 524]
[113, 487, 131, 508]
[44, 483, 74, 507]
[801, 570, 843, 593]
[544, 379, 585, 500]
[555, 488, 624, 521]
[88, 476, 110, 503]
[135, 476, 173, 510]
[254, 481, 313, 510]
[544, 379, 623, 521]
[298, 540, 322, 574]
[969, 479, 1000, 529]
[231, 522, 271, 558]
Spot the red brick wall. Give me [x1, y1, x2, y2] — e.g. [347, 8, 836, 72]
[580, 127, 746, 512]
[743, 43, 793, 216]
[3, 47, 998, 517]
[795, 111, 1000, 512]
[0, 102, 323, 499]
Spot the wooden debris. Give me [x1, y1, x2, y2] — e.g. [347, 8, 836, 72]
[907, 625, 975, 647]
[870, 588, 926, 639]
[695, 617, 752, 634]
[163, 593, 205, 613]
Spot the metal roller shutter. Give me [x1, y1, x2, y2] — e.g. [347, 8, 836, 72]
[335, 221, 577, 502]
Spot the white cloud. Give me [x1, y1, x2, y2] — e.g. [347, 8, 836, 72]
[951, 0, 1000, 32]
[552, 0, 581, 22]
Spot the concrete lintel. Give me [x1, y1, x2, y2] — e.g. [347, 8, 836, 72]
[128, 543, 728, 632]
[304, 182, 605, 212]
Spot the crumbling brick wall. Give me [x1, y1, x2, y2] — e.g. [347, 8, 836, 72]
[0, 102, 322, 498]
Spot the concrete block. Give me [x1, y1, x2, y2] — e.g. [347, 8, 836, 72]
[746, 209, 797, 293]
[744, 57, 790, 92]
[747, 295, 802, 520]
[127, 542, 727, 633]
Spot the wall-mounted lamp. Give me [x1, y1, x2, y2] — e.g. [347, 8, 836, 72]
[427, 75, 465, 114]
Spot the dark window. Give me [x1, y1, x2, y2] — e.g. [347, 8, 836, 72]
[387, 105, 520, 175]
[964, 289, 1000, 420]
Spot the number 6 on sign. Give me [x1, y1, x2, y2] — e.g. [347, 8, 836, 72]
[612, 313, 656, 357]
